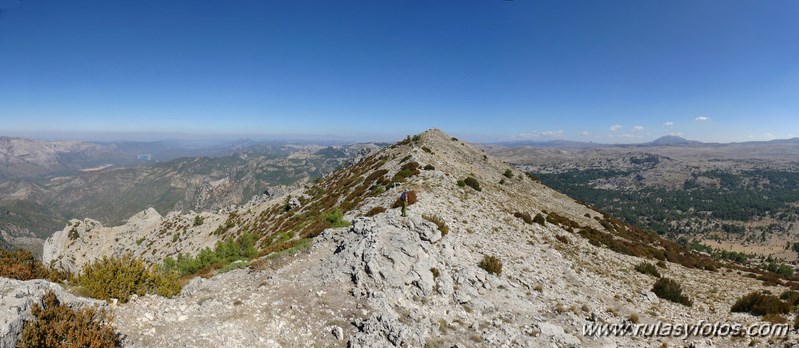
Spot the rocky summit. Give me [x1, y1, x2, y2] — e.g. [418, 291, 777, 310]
[4, 129, 793, 347]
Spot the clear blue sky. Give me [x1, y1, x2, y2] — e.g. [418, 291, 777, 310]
[1, 0, 797, 143]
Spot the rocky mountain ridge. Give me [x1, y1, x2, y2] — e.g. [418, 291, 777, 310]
[18, 129, 795, 347]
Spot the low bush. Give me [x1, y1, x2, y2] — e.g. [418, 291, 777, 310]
[780, 290, 799, 307]
[652, 278, 692, 306]
[421, 146, 432, 153]
[393, 162, 421, 182]
[479, 255, 502, 276]
[462, 177, 481, 192]
[554, 235, 570, 244]
[162, 233, 258, 278]
[634, 262, 661, 278]
[423, 214, 449, 236]
[0, 248, 50, 281]
[193, 215, 204, 226]
[423, 164, 435, 170]
[17, 291, 119, 348]
[365, 206, 386, 217]
[324, 208, 351, 228]
[514, 212, 533, 225]
[731, 292, 789, 316]
[79, 254, 181, 302]
[503, 169, 514, 178]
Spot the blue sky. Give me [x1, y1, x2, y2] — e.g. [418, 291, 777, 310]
[0, 0, 797, 143]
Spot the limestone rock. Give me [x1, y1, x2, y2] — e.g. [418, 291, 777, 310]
[0, 278, 105, 347]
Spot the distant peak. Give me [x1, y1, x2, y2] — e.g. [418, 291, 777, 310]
[649, 135, 700, 146]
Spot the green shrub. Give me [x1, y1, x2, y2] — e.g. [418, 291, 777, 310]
[463, 177, 481, 192]
[514, 212, 533, 224]
[17, 291, 119, 348]
[479, 255, 502, 276]
[780, 290, 799, 307]
[422, 146, 432, 154]
[503, 169, 514, 178]
[393, 162, 421, 182]
[554, 235, 570, 244]
[634, 262, 661, 278]
[652, 278, 692, 306]
[163, 233, 258, 277]
[78, 254, 181, 302]
[731, 292, 790, 316]
[423, 214, 449, 236]
[423, 164, 435, 171]
[193, 215, 204, 226]
[764, 263, 794, 278]
[325, 208, 351, 228]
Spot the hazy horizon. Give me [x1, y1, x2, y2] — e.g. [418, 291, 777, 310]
[1, 1, 797, 144]
[2, 129, 797, 146]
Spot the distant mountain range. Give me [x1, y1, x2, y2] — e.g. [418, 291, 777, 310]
[0, 136, 384, 254]
[492, 135, 799, 148]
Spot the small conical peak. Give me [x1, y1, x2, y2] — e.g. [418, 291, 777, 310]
[417, 128, 453, 141]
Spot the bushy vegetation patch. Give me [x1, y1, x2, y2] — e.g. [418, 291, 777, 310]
[460, 177, 481, 191]
[731, 292, 789, 316]
[162, 233, 257, 278]
[79, 254, 181, 302]
[17, 291, 119, 348]
[423, 214, 449, 236]
[325, 208, 351, 228]
[554, 235, 571, 244]
[0, 248, 52, 281]
[478, 255, 502, 276]
[634, 261, 661, 278]
[503, 169, 514, 178]
[365, 206, 386, 217]
[763, 263, 794, 278]
[423, 164, 435, 170]
[652, 278, 692, 306]
[393, 162, 421, 182]
[546, 212, 580, 230]
[513, 212, 533, 225]
[193, 215, 204, 226]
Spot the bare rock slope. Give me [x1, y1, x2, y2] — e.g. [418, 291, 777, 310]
[47, 129, 791, 347]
